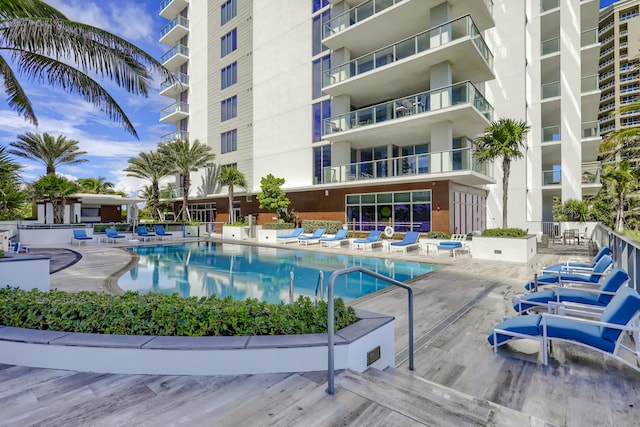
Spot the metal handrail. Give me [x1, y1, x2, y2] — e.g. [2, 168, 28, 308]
[315, 271, 325, 304]
[326, 266, 414, 395]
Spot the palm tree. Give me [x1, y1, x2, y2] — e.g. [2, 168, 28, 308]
[158, 139, 216, 221]
[0, 145, 26, 220]
[124, 151, 174, 221]
[218, 166, 247, 224]
[9, 132, 88, 175]
[0, 0, 173, 138]
[32, 174, 80, 224]
[600, 161, 639, 232]
[77, 176, 114, 194]
[599, 101, 640, 167]
[473, 118, 530, 228]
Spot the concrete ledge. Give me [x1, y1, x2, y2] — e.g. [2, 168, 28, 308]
[0, 311, 395, 375]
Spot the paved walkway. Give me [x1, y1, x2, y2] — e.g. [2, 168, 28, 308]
[4, 238, 639, 426]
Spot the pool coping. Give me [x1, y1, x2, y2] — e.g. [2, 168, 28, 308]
[0, 309, 396, 375]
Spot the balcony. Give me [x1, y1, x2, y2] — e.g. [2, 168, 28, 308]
[322, 0, 493, 56]
[542, 125, 561, 143]
[542, 170, 561, 186]
[322, 15, 493, 106]
[159, 0, 188, 19]
[160, 102, 189, 123]
[541, 81, 560, 99]
[540, 0, 559, 12]
[323, 81, 493, 147]
[160, 44, 189, 70]
[160, 15, 189, 46]
[321, 147, 493, 186]
[541, 36, 560, 56]
[582, 121, 600, 139]
[159, 72, 189, 98]
[160, 130, 189, 144]
[541, 164, 601, 188]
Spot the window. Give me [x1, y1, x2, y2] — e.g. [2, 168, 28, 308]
[222, 163, 238, 170]
[345, 190, 434, 233]
[221, 29, 237, 57]
[312, 11, 330, 56]
[312, 55, 330, 99]
[221, 129, 237, 153]
[221, 62, 237, 89]
[313, 145, 331, 184]
[313, 0, 329, 13]
[221, 0, 237, 25]
[312, 100, 330, 142]
[221, 95, 237, 121]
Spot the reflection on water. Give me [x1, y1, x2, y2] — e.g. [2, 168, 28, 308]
[118, 242, 442, 304]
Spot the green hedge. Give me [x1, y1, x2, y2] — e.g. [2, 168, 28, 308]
[424, 231, 451, 239]
[262, 223, 295, 230]
[301, 220, 343, 234]
[0, 288, 358, 337]
[481, 228, 527, 238]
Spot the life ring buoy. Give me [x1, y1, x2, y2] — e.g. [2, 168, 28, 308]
[384, 258, 393, 268]
[384, 226, 394, 238]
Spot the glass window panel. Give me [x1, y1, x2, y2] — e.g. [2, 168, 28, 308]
[395, 38, 415, 60]
[361, 194, 375, 204]
[412, 191, 430, 202]
[377, 193, 392, 203]
[312, 102, 322, 142]
[394, 192, 410, 203]
[346, 195, 360, 205]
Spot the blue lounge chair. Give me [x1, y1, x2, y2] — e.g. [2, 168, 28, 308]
[154, 225, 173, 240]
[277, 228, 304, 244]
[105, 228, 126, 243]
[319, 229, 349, 247]
[542, 246, 612, 272]
[389, 231, 421, 253]
[136, 225, 156, 241]
[524, 255, 613, 291]
[298, 228, 325, 245]
[513, 267, 629, 314]
[436, 234, 468, 256]
[352, 230, 383, 251]
[72, 229, 93, 245]
[489, 286, 640, 373]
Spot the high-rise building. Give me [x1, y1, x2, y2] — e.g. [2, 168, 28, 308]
[598, 0, 640, 138]
[157, 0, 602, 234]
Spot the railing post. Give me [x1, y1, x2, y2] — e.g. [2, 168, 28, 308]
[289, 271, 294, 304]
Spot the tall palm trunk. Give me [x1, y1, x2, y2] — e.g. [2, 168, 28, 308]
[502, 157, 511, 229]
[616, 194, 625, 232]
[228, 184, 235, 223]
[150, 182, 160, 221]
[182, 175, 191, 221]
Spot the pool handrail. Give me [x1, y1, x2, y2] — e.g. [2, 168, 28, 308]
[327, 266, 414, 395]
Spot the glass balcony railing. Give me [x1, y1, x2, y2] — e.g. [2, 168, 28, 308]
[160, 15, 189, 39]
[542, 81, 560, 99]
[324, 0, 403, 38]
[581, 75, 599, 93]
[542, 125, 561, 142]
[321, 147, 492, 184]
[160, 72, 189, 91]
[323, 81, 493, 136]
[581, 28, 598, 47]
[541, 37, 560, 55]
[323, 15, 493, 88]
[540, 0, 559, 12]
[542, 170, 561, 185]
[160, 44, 189, 63]
[160, 130, 189, 144]
[160, 102, 189, 119]
[582, 121, 600, 138]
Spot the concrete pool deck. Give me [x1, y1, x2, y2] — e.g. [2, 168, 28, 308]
[3, 237, 639, 426]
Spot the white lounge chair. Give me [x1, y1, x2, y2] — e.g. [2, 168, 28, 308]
[351, 230, 383, 251]
[319, 229, 349, 248]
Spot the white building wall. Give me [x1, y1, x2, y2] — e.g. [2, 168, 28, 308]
[252, 1, 313, 190]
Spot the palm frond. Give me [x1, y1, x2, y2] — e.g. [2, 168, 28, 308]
[0, 54, 37, 125]
[0, 0, 66, 19]
[15, 51, 138, 138]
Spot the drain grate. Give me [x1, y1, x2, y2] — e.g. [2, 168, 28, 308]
[395, 283, 498, 367]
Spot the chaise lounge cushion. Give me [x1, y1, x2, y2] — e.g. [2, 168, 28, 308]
[543, 247, 612, 272]
[524, 255, 613, 290]
[488, 314, 542, 346]
[598, 286, 640, 343]
[543, 316, 613, 353]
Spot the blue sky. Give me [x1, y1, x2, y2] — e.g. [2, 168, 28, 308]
[601, 0, 619, 7]
[0, 0, 174, 196]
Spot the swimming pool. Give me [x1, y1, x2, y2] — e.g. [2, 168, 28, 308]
[119, 242, 441, 304]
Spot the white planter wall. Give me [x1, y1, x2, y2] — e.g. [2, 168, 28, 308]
[0, 256, 50, 291]
[222, 225, 250, 240]
[471, 235, 537, 263]
[257, 228, 297, 243]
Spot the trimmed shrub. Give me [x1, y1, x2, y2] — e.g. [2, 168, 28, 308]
[424, 231, 451, 239]
[0, 288, 358, 337]
[301, 220, 343, 234]
[481, 228, 527, 238]
[262, 223, 295, 230]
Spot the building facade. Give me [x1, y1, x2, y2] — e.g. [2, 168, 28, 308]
[158, 0, 602, 234]
[598, 0, 640, 137]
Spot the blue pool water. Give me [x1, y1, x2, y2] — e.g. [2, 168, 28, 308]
[119, 242, 441, 304]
